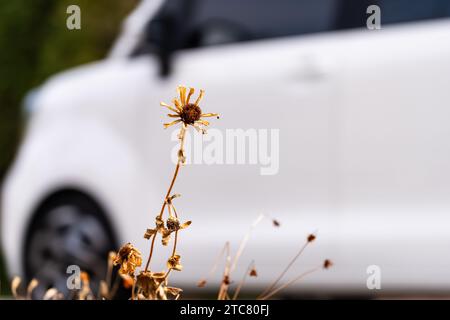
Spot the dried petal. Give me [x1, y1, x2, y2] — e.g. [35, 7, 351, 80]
[144, 228, 157, 239]
[194, 89, 204, 106]
[155, 216, 165, 229]
[180, 220, 192, 229]
[167, 255, 183, 271]
[162, 230, 171, 246]
[186, 87, 195, 104]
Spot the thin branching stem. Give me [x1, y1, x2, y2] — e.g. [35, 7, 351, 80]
[259, 266, 321, 300]
[258, 236, 312, 299]
[232, 260, 255, 300]
[144, 127, 186, 272]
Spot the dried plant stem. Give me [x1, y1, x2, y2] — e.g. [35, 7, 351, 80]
[131, 280, 136, 300]
[218, 243, 232, 300]
[230, 214, 264, 273]
[232, 260, 255, 300]
[198, 242, 230, 287]
[170, 202, 180, 256]
[217, 215, 264, 300]
[258, 238, 311, 299]
[144, 128, 186, 272]
[259, 266, 321, 300]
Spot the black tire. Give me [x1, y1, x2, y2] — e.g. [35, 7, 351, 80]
[24, 190, 117, 299]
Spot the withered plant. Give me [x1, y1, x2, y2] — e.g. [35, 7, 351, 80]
[112, 85, 219, 300]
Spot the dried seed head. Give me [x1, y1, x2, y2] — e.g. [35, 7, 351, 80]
[249, 267, 258, 277]
[166, 216, 181, 232]
[180, 103, 202, 125]
[323, 259, 333, 269]
[222, 275, 231, 285]
[307, 234, 316, 242]
[272, 219, 280, 227]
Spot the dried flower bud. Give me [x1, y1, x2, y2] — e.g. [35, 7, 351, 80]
[222, 275, 231, 285]
[307, 234, 316, 242]
[249, 268, 258, 277]
[166, 216, 181, 232]
[167, 254, 183, 271]
[272, 220, 280, 227]
[323, 259, 333, 269]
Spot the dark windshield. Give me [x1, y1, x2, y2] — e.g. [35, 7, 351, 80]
[132, 0, 450, 55]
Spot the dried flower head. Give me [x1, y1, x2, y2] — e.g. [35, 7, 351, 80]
[167, 254, 183, 271]
[113, 243, 143, 276]
[249, 267, 258, 277]
[161, 86, 219, 133]
[145, 215, 191, 246]
[323, 259, 333, 269]
[307, 234, 316, 242]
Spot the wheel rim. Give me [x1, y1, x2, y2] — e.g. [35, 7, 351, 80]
[26, 204, 114, 299]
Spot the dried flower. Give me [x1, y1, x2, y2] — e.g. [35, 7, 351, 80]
[113, 243, 143, 276]
[161, 86, 219, 133]
[167, 216, 192, 232]
[136, 271, 167, 299]
[323, 259, 333, 269]
[145, 215, 191, 246]
[167, 254, 183, 271]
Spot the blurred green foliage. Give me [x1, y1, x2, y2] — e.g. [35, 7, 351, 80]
[0, 0, 138, 295]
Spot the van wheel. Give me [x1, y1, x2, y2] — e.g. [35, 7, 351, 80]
[24, 191, 117, 299]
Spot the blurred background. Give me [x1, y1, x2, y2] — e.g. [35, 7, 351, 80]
[2, 0, 450, 299]
[0, 0, 138, 295]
